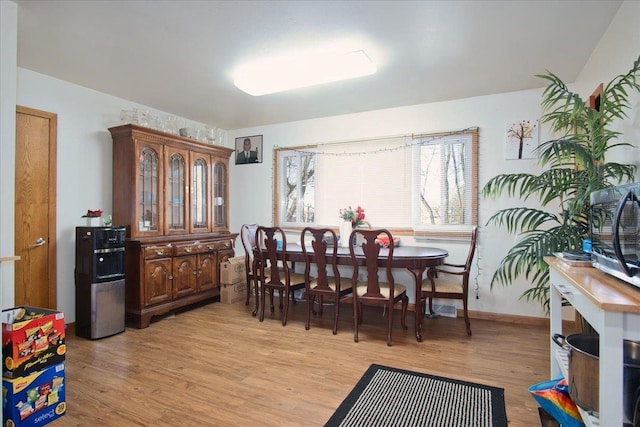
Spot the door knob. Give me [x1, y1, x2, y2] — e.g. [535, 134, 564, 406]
[31, 237, 46, 248]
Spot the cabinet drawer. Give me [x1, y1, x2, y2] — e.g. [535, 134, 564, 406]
[143, 245, 173, 260]
[206, 240, 233, 251]
[174, 242, 209, 256]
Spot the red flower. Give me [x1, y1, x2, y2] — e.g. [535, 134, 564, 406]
[81, 209, 103, 218]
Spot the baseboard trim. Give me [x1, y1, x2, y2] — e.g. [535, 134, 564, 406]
[403, 304, 574, 329]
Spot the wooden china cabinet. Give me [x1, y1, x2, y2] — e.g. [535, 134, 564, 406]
[109, 124, 236, 328]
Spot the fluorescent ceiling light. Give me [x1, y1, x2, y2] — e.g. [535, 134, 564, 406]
[234, 50, 376, 96]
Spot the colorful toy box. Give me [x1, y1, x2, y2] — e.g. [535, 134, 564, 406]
[2, 307, 65, 378]
[2, 362, 66, 426]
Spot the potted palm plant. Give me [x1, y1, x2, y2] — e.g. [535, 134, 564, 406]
[482, 55, 640, 312]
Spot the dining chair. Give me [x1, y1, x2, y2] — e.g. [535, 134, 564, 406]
[240, 223, 260, 315]
[349, 228, 408, 346]
[420, 226, 478, 336]
[301, 227, 352, 334]
[255, 226, 306, 326]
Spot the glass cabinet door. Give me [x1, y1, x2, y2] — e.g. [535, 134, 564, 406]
[166, 149, 189, 234]
[213, 160, 227, 230]
[191, 155, 211, 233]
[137, 145, 161, 235]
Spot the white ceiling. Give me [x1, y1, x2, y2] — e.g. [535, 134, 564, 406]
[16, 0, 622, 130]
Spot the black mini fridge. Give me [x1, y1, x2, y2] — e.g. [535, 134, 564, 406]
[75, 226, 126, 339]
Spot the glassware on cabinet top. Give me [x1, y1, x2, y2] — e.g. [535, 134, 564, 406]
[216, 129, 227, 146]
[163, 115, 179, 135]
[120, 109, 139, 124]
[120, 109, 223, 145]
[205, 126, 217, 144]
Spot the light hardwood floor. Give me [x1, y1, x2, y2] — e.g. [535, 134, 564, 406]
[58, 297, 556, 426]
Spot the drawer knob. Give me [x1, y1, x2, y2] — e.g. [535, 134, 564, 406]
[156, 250, 164, 256]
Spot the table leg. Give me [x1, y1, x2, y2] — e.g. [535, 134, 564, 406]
[407, 268, 425, 342]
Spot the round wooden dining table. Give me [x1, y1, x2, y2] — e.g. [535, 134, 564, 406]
[281, 244, 449, 342]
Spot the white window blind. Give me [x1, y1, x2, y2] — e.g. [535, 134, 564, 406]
[314, 136, 412, 228]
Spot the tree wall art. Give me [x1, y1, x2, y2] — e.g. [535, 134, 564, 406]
[504, 119, 538, 159]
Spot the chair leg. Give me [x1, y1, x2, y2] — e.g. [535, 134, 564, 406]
[245, 275, 251, 306]
[282, 286, 290, 327]
[353, 299, 359, 343]
[386, 302, 394, 346]
[400, 295, 408, 330]
[305, 291, 311, 330]
[332, 293, 339, 335]
[270, 289, 276, 313]
[463, 299, 472, 336]
[252, 278, 259, 316]
[428, 296, 435, 315]
[259, 285, 266, 322]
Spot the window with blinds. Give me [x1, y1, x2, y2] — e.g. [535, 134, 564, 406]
[275, 127, 478, 236]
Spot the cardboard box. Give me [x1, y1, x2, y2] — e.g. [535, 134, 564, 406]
[220, 256, 246, 284]
[2, 307, 66, 378]
[3, 362, 66, 427]
[220, 281, 247, 304]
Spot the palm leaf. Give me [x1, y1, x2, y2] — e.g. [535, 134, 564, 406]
[486, 208, 559, 234]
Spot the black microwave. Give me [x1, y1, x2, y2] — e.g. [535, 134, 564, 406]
[590, 183, 640, 287]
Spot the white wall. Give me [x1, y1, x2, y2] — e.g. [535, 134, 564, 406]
[3, 1, 638, 323]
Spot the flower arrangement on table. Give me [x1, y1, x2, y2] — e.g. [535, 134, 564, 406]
[375, 234, 400, 248]
[339, 206, 366, 228]
[81, 209, 103, 218]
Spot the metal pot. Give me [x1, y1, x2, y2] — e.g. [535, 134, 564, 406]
[553, 333, 640, 425]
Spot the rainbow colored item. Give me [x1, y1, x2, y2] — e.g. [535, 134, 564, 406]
[529, 377, 584, 427]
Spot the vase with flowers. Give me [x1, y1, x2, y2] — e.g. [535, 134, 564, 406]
[339, 206, 366, 228]
[338, 206, 365, 247]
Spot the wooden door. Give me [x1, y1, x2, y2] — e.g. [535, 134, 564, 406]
[14, 106, 57, 309]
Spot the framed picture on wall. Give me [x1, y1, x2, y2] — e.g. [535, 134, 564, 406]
[235, 135, 263, 165]
[504, 119, 538, 160]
